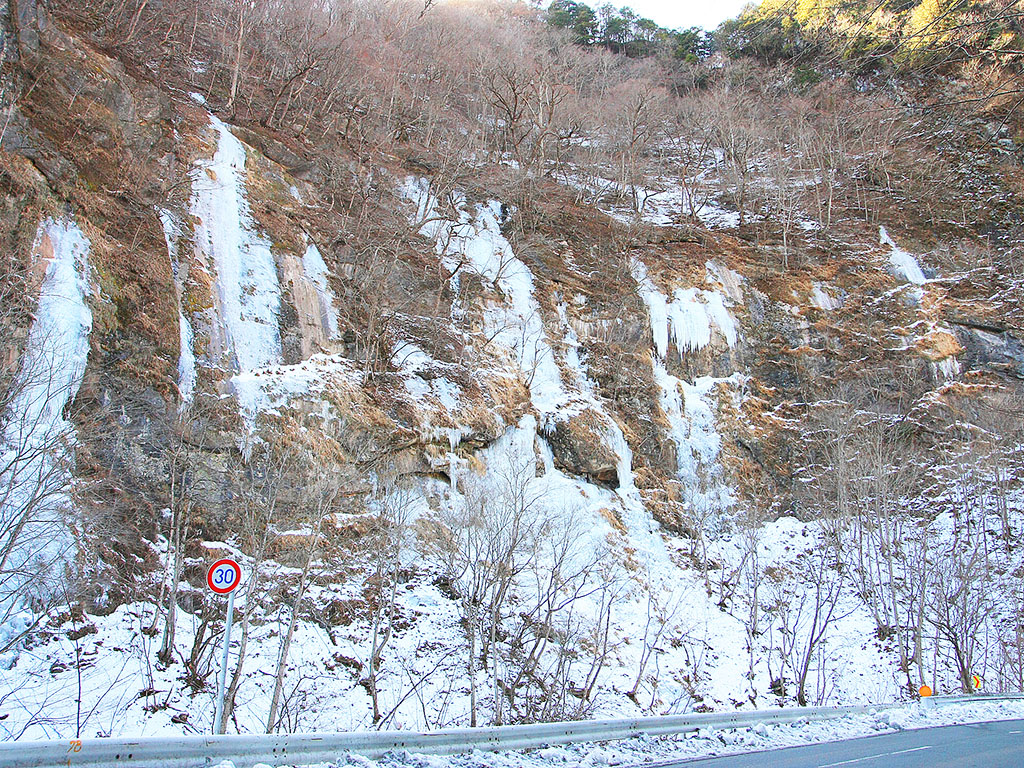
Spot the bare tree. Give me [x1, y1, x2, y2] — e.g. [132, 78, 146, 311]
[706, 86, 764, 228]
[424, 436, 547, 726]
[668, 99, 716, 223]
[266, 471, 341, 733]
[607, 80, 666, 214]
[927, 506, 992, 693]
[996, 573, 1024, 693]
[154, 401, 211, 665]
[218, 437, 297, 733]
[363, 470, 413, 726]
[737, 508, 767, 705]
[770, 539, 848, 706]
[501, 510, 606, 722]
[626, 575, 682, 710]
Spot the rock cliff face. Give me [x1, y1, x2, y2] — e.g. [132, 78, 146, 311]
[3, 1, 1024, 737]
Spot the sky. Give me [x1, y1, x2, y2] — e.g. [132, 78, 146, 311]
[599, 1, 753, 31]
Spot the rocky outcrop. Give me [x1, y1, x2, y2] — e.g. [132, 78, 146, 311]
[546, 410, 621, 488]
[955, 325, 1024, 378]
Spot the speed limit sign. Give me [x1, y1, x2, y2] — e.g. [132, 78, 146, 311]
[208, 557, 242, 734]
[207, 558, 241, 595]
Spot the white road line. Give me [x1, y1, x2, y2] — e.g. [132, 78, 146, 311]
[819, 755, 884, 767]
[1010, 730, 1022, 734]
[819, 745, 931, 767]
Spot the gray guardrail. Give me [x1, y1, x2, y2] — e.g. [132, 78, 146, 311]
[1, 694, 1019, 768]
[930, 692, 1024, 703]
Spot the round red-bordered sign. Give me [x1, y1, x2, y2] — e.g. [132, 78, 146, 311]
[207, 558, 242, 595]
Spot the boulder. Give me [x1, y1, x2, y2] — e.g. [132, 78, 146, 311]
[546, 409, 620, 488]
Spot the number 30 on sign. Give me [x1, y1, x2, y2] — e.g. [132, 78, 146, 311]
[207, 558, 242, 595]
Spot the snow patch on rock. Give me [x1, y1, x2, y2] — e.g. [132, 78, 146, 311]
[810, 283, 841, 311]
[230, 354, 359, 422]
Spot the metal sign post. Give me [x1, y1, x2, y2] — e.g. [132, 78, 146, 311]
[207, 558, 242, 735]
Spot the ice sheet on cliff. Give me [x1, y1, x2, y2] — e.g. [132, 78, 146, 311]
[190, 111, 283, 374]
[400, 177, 676, 576]
[631, 258, 737, 357]
[399, 178, 579, 425]
[631, 257, 738, 517]
[302, 241, 341, 341]
[0, 218, 92, 618]
[880, 225, 927, 286]
[158, 208, 197, 407]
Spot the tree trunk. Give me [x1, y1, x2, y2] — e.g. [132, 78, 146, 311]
[226, 4, 246, 115]
[468, 600, 478, 727]
[266, 541, 316, 733]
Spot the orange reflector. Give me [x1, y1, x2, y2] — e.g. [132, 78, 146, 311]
[919, 685, 932, 697]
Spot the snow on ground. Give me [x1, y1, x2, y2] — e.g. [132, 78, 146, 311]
[371, 700, 1024, 767]
[190, 111, 282, 373]
[880, 226, 927, 286]
[559, 172, 742, 231]
[0, 509, 973, 743]
[0, 218, 92, 624]
[230, 354, 360, 422]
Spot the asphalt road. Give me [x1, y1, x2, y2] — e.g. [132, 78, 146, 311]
[635, 718, 1024, 768]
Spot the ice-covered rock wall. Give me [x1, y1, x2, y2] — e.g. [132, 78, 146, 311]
[189, 111, 283, 375]
[0, 218, 92, 615]
[631, 257, 739, 518]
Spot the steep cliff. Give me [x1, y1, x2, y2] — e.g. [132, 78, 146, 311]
[2, 0, 1024, 738]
